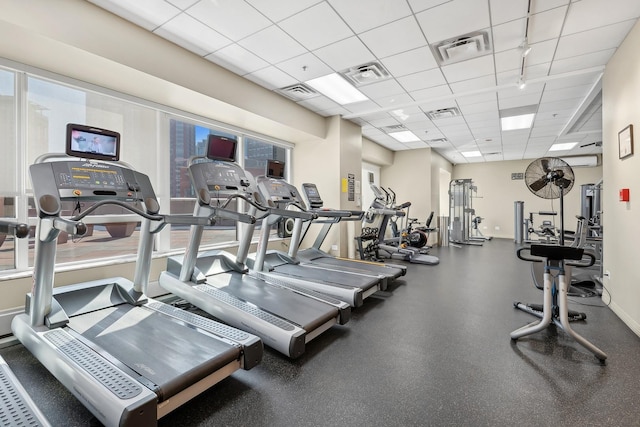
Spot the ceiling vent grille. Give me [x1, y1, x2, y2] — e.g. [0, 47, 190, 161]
[382, 124, 406, 132]
[277, 83, 318, 101]
[425, 107, 461, 120]
[426, 138, 448, 145]
[341, 62, 391, 86]
[431, 31, 492, 66]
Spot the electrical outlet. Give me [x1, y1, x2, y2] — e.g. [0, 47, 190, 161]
[494, 226, 500, 231]
[331, 245, 338, 251]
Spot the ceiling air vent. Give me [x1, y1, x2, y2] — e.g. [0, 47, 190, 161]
[431, 30, 492, 66]
[277, 83, 318, 101]
[425, 107, 461, 120]
[426, 138, 448, 145]
[382, 124, 406, 132]
[341, 62, 391, 86]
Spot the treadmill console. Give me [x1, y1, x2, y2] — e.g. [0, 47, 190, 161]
[30, 160, 158, 216]
[256, 176, 301, 206]
[301, 183, 324, 209]
[189, 161, 256, 205]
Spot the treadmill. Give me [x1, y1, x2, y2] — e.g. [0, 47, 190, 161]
[0, 220, 51, 427]
[246, 171, 384, 308]
[160, 135, 350, 359]
[12, 126, 262, 426]
[295, 182, 406, 283]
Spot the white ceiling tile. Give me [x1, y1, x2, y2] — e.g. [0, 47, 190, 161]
[410, 84, 452, 101]
[492, 18, 527, 53]
[374, 93, 416, 109]
[525, 39, 557, 66]
[556, 20, 636, 60]
[380, 47, 439, 77]
[328, 0, 413, 34]
[416, 0, 491, 42]
[205, 44, 269, 75]
[276, 52, 333, 81]
[494, 49, 522, 74]
[167, 0, 199, 10]
[239, 25, 307, 64]
[528, 5, 568, 43]
[89, 0, 180, 30]
[458, 100, 499, 115]
[343, 100, 384, 114]
[296, 96, 336, 112]
[245, 0, 323, 22]
[498, 92, 543, 109]
[187, 0, 271, 41]
[407, 0, 451, 14]
[279, 2, 354, 50]
[396, 69, 447, 92]
[357, 80, 406, 100]
[563, 0, 640, 35]
[540, 84, 591, 103]
[490, 0, 529, 25]
[441, 55, 495, 82]
[549, 49, 614, 74]
[154, 13, 232, 56]
[455, 92, 498, 106]
[244, 66, 298, 90]
[531, 0, 569, 14]
[313, 37, 376, 72]
[449, 75, 496, 94]
[359, 16, 427, 59]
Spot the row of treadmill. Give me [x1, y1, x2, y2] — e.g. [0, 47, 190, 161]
[1, 127, 410, 426]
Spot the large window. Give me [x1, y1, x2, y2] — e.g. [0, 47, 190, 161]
[0, 69, 17, 271]
[25, 76, 160, 266]
[0, 63, 292, 276]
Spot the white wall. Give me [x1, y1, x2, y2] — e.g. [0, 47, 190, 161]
[453, 160, 602, 239]
[602, 19, 640, 335]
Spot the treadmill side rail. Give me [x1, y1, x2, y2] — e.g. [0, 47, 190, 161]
[0, 356, 52, 427]
[12, 313, 157, 427]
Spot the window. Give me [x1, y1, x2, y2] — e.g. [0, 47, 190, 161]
[0, 62, 293, 275]
[25, 76, 160, 266]
[168, 118, 239, 249]
[0, 69, 17, 271]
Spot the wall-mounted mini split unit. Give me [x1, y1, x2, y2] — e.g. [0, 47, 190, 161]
[559, 155, 599, 167]
[431, 30, 492, 66]
[425, 107, 461, 120]
[341, 62, 391, 86]
[276, 83, 318, 101]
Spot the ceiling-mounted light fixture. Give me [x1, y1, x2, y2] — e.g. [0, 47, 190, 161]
[305, 73, 368, 105]
[518, 76, 526, 90]
[520, 38, 532, 58]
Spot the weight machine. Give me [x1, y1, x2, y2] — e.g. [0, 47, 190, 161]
[448, 179, 485, 246]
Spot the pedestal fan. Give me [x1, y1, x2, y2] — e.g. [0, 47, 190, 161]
[524, 157, 574, 244]
[512, 157, 606, 362]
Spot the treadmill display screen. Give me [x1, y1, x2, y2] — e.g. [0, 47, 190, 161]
[207, 135, 237, 162]
[66, 123, 120, 161]
[266, 160, 285, 179]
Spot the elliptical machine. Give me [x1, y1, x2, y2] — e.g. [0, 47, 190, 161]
[356, 184, 439, 265]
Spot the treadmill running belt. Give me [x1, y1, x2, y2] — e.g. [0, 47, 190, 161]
[68, 305, 240, 401]
[205, 272, 337, 332]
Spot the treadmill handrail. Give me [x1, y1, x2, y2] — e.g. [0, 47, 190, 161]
[0, 219, 30, 238]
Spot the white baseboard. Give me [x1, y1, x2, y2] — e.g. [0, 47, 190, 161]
[609, 300, 640, 337]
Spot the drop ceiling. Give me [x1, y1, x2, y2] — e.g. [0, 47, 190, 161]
[88, 0, 640, 164]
